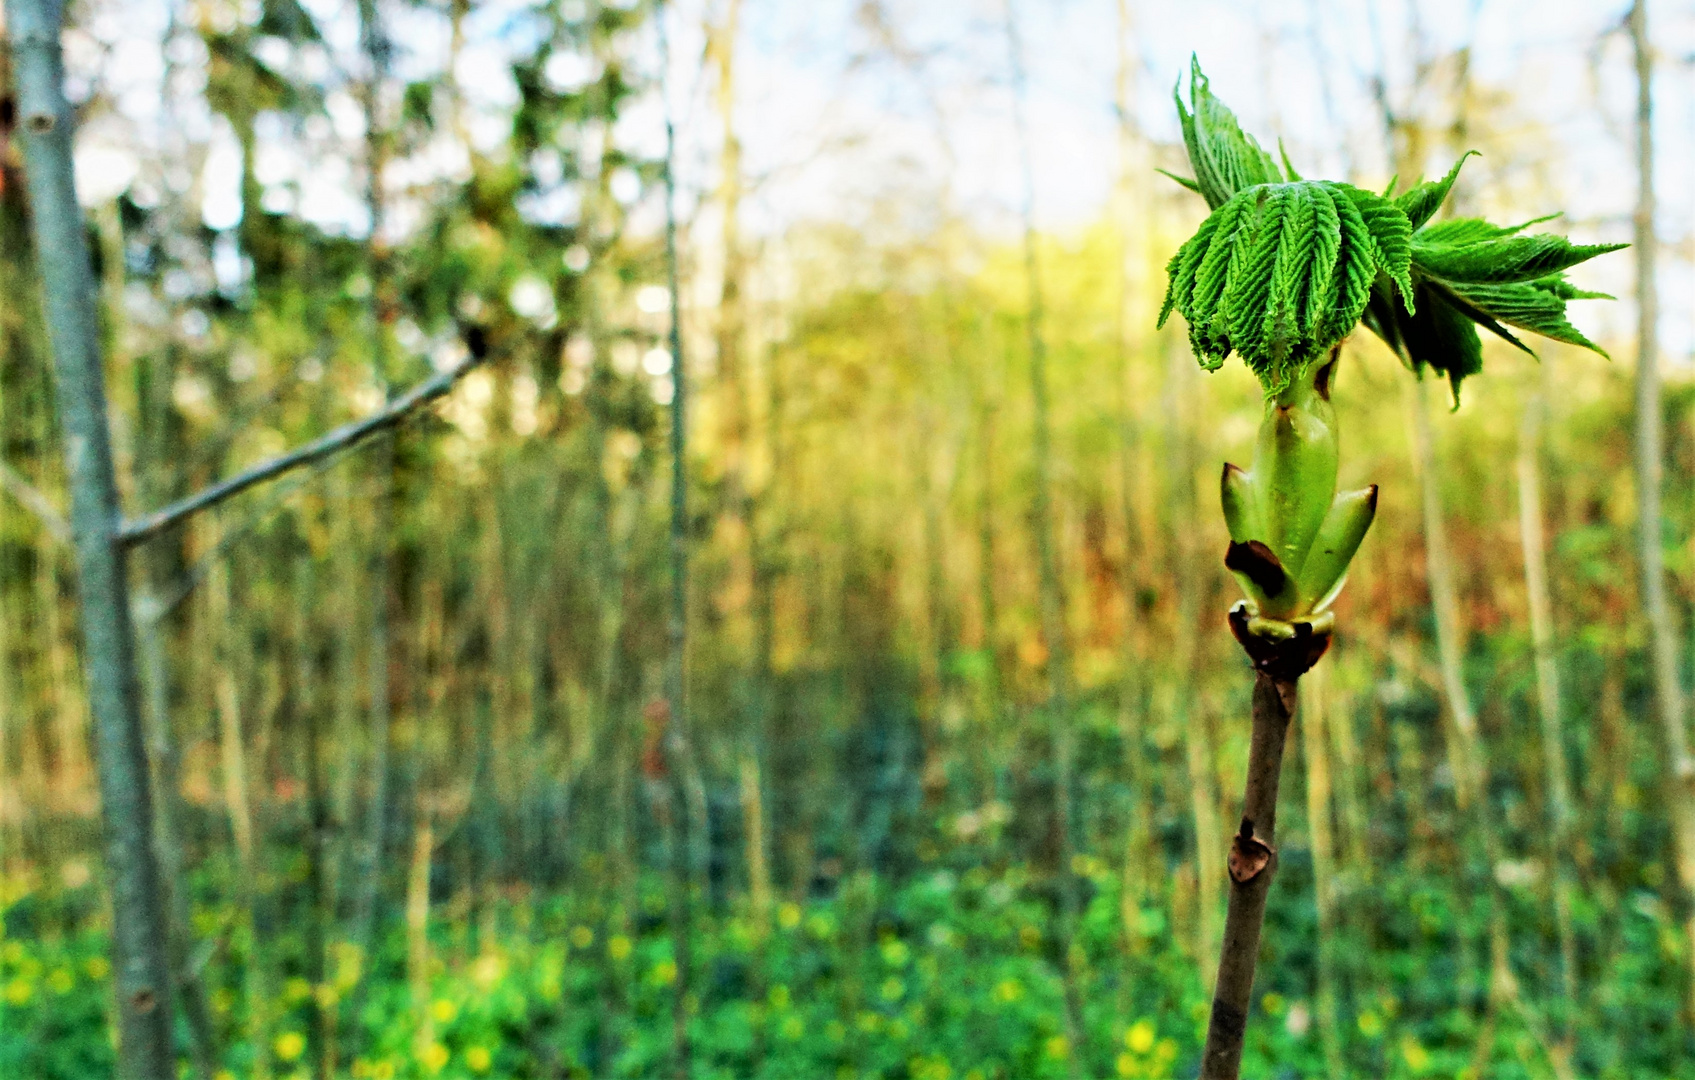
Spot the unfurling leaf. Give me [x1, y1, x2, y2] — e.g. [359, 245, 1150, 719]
[1159, 180, 1412, 394]
[1162, 62, 1623, 404]
[1172, 55, 1284, 210]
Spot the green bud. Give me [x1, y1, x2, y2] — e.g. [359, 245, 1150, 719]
[1220, 463, 1259, 544]
[1297, 485, 1378, 614]
[1253, 357, 1338, 583]
[1218, 351, 1375, 622]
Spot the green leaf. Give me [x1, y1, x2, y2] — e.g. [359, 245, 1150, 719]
[1393, 151, 1476, 231]
[1395, 283, 1485, 404]
[1412, 233, 1628, 284]
[1336, 182, 1415, 310]
[1163, 180, 1396, 392]
[1320, 184, 1379, 348]
[1174, 57, 1283, 210]
[1446, 276, 1612, 357]
[1413, 214, 1557, 246]
[1157, 169, 1203, 195]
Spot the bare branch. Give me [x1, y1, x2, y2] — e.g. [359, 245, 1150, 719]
[118, 340, 487, 548]
[0, 460, 72, 544]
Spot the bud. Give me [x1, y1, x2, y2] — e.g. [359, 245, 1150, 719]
[1220, 351, 1375, 623]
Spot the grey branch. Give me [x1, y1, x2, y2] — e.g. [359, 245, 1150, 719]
[118, 349, 486, 548]
[0, 460, 71, 543]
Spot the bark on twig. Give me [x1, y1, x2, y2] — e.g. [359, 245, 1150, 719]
[118, 343, 486, 547]
[1200, 670, 1297, 1080]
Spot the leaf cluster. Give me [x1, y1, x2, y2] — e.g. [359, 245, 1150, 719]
[1160, 59, 1623, 401]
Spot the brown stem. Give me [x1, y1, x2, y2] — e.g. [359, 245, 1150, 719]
[1199, 671, 1297, 1080]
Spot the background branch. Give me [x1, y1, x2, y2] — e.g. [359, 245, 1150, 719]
[0, 459, 70, 543]
[119, 338, 486, 548]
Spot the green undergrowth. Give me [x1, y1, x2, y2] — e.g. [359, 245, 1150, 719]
[3, 852, 1692, 1080]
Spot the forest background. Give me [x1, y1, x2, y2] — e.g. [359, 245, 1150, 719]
[4, 0, 1695, 1078]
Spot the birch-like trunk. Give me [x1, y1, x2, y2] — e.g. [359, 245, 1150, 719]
[1302, 662, 1345, 1076]
[1004, 3, 1084, 1068]
[6, 2, 175, 1075]
[1627, 0, 1695, 1024]
[1517, 381, 1578, 1049]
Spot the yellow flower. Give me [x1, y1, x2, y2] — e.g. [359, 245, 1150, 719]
[1125, 1019, 1156, 1055]
[47, 968, 73, 994]
[880, 977, 905, 1002]
[769, 984, 791, 1009]
[652, 959, 678, 986]
[472, 953, 505, 989]
[1261, 992, 1285, 1017]
[1045, 1036, 1069, 1060]
[856, 1010, 881, 1033]
[215, 1071, 237, 1080]
[879, 938, 910, 968]
[992, 978, 1022, 1004]
[274, 1031, 306, 1063]
[372, 1062, 395, 1080]
[569, 925, 594, 949]
[1357, 1011, 1384, 1038]
[84, 956, 110, 980]
[315, 984, 340, 1009]
[1115, 1053, 1135, 1078]
[4, 977, 32, 1006]
[888, 1018, 910, 1040]
[466, 1045, 493, 1073]
[420, 1042, 450, 1074]
[211, 987, 235, 1015]
[1154, 1038, 1178, 1062]
[283, 977, 312, 1003]
[1400, 1036, 1431, 1073]
[777, 902, 802, 930]
[431, 998, 459, 1024]
[608, 935, 632, 961]
[781, 1015, 805, 1041]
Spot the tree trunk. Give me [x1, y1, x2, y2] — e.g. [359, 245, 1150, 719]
[345, 0, 397, 1050]
[1301, 662, 1345, 1077]
[1004, 3, 1085, 1068]
[1628, 0, 1695, 1026]
[210, 562, 271, 1080]
[659, 6, 695, 1074]
[6, 2, 175, 1076]
[407, 811, 435, 1063]
[1166, 349, 1222, 980]
[1112, 0, 1153, 948]
[1517, 380, 1578, 1051]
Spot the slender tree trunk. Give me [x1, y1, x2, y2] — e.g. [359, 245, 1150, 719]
[974, 395, 1003, 811]
[6, 3, 175, 1076]
[660, 7, 695, 1074]
[345, 0, 397, 1051]
[1408, 376, 1516, 1057]
[210, 563, 271, 1080]
[1517, 380, 1578, 1052]
[1199, 673, 1297, 1080]
[1112, 0, 1153, 947]
[1302, 662, 1346, 1077]
[1628, 0, 1695, 1026]
[1166, 350, 1222, 978]
[1003, 4, 1085, 1071]
[297, 552, 334, 1080]
[407, 811, 435, 1063]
